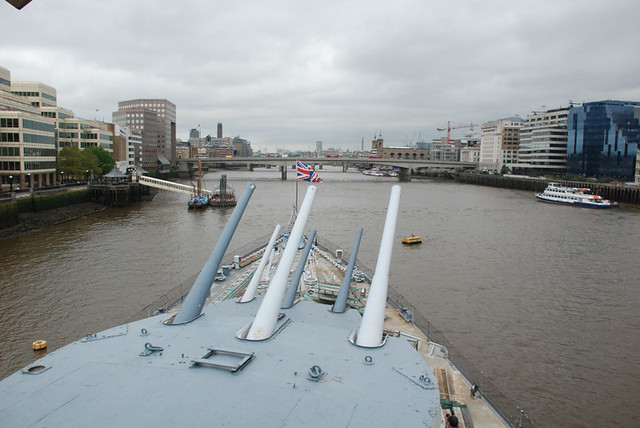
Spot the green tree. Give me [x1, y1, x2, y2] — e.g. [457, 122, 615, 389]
[57, 147, 85, 179]
[85, 145, 115, 175]
[81, 149, 100, 177]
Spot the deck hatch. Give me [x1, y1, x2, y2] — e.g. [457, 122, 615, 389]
[192, 348, 255, 373]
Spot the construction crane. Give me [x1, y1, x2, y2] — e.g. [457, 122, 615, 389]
[436, 121, 474, 145]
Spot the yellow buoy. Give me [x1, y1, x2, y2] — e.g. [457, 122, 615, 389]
[401, 235, 422, 245]
[32, 340, 47, 351]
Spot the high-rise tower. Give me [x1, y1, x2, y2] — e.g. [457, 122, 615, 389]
[113, 99, 176, 170]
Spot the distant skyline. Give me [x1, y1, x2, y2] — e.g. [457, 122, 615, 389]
[2, 0, 640, 151]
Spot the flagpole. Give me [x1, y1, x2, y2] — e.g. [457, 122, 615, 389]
[295, 175, 298, 212]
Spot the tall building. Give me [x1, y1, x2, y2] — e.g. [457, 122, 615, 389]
[113, 104, 160, 171]
[566, 100, 640, 179]
[1, 66, 57, 190]
[516, 107, 569, 176]
[316, 141, 322, 155]
[217, 123, 223, 139]
[479, 117, 522, 172]
[112, 99, 176, 170]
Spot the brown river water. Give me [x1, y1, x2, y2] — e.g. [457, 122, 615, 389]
[1, 167, 639, 427]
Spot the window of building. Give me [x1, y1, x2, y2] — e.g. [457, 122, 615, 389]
[0, 132, 19, 142]
[1, 161, 20, 170]
[0, 118, 19, 127]
[23, 147, 56, 157]
[23, 133, 55, 144]
[22, 119, 55, 133]
[1, 146, 20, 156]
[24, 161, 56, 170]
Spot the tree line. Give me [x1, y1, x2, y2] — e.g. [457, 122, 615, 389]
[56, 146, 115, 179]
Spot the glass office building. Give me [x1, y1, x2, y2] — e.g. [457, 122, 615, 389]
[566, 100, 640, 179]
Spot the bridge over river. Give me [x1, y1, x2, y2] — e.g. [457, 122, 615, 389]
[177, 157, 476, 180]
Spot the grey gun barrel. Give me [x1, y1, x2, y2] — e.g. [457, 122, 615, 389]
[356, 185, 401, 347]
[282, 229, 316, 309]
[172, 182, 256, 324]
[332, 227, 363, 313]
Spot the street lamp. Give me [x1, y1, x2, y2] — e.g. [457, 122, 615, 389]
[8, 175, 13, 193]
[60, 171, 64, 185]
[27, 173, 31, 190]
[85, 169, 89, 183]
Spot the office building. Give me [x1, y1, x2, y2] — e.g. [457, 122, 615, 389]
[566, 100, 640, 179]
[113, 105, 160, 171]
[479, 117, 522, 172]
[57, 117, 113, 153]
[113, 99, 176, 170]
[1, 66, 57, 190]
[114, 125, 142, 167]
[10, 81, 57, 109]
[515, 107, 569, 176]
[429, 137, 460, 162]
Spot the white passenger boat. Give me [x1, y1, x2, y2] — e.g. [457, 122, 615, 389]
[535, 182, 618, 208]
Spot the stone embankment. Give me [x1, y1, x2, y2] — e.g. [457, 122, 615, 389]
[453, 173, 640, 205]
[0, 202, 106, 239]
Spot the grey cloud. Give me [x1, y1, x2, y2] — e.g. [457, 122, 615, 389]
[2, 0, 639, 149]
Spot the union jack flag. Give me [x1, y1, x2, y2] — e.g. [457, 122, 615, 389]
[296, 160, 323, 183]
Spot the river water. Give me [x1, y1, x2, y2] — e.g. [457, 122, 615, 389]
[1, 167, 639, 427]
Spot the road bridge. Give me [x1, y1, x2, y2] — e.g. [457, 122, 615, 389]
[177, 157, 476, 181]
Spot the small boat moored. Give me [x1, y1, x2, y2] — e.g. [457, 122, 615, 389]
[401, 235, 422, 245]
[188, 194, 210, 209]
[188, 157, 210, 209]
[535, 182, 619, 208]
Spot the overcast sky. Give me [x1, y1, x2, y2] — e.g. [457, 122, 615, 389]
[2, 0, 639, 152]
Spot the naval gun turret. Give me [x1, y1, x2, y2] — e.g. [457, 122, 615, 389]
[172, 182, 256, 324]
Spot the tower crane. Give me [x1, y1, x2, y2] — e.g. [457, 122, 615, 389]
[436, 121, 474, 145]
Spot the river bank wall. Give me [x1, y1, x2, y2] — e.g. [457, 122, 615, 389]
[0, 188, 106, 239]
[452, 172, 640, 205]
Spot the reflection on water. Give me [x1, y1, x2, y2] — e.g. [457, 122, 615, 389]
[1, 167, 639, 426]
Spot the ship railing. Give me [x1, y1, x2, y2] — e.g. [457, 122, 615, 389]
[125, 271, 199, 323]
[386, 286, 535, 428]
[126, 231, 285, 323]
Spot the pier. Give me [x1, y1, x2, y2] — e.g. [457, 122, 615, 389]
[89, 182, 154, 207]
